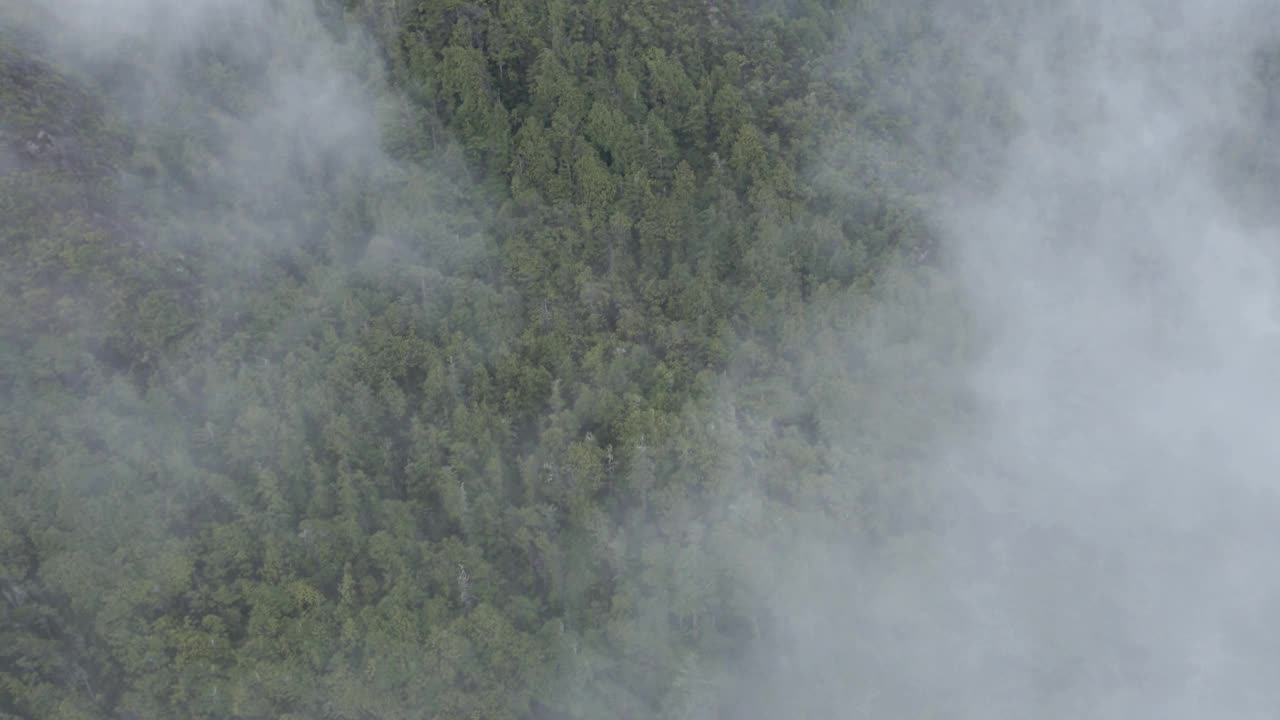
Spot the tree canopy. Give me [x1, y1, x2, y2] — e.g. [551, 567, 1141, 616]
[4, 0, 1278, 718]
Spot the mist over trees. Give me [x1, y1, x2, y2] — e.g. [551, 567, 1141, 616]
[4, 0, 1280, 718]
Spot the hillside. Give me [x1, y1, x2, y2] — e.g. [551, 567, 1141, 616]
[5, 1, 1280, 719]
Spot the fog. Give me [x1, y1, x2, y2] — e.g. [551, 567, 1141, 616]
[23, 0, 485, 286]
[729, 1, 1280, 717]
[7, 0, 1280, 716]
[1, 2, 499, 714]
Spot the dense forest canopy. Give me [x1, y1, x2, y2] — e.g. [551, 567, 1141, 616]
[4, 0, 1280, 718]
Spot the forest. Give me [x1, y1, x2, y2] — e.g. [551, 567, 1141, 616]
[4, 0, 1280, 718]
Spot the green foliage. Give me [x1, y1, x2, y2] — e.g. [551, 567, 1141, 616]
[0, 0, 1022, 717]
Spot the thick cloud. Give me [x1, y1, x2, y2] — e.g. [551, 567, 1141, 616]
[730, 1, 1280, 717]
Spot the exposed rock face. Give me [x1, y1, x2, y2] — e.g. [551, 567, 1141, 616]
[20, 128, 54, 156]
[10, 127, 94, 175]
[1, 38, 125, 179]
